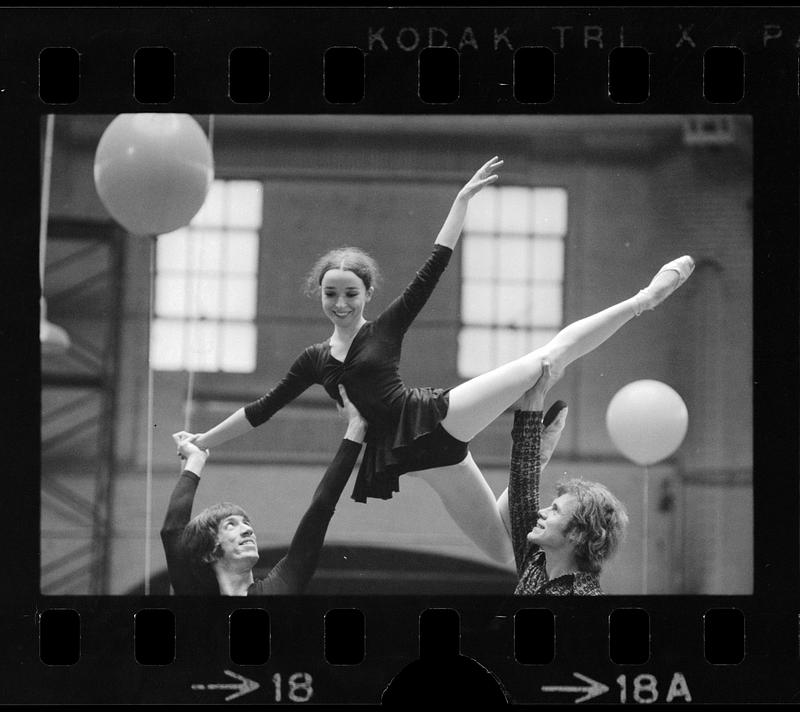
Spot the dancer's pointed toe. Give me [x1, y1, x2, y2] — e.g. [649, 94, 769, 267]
[656, 255, 695, 288]
[634, 255, 695, 315]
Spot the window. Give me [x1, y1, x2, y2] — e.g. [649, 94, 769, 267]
[150, 180, 262, 373]
[458, 186, 567, 378]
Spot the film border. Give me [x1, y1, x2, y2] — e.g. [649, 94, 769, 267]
[3, 5, 798, 705]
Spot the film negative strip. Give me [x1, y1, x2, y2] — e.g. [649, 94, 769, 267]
[5, 4, 798, 705]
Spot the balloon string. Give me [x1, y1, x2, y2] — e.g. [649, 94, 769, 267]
[40, 114, 54, 290]
[183, 236, 198, 431]
[642, 465, 649, 595]
[183, 215, 198, 431]
[144, 236, 156, 596]
[183, 114, 215, 431]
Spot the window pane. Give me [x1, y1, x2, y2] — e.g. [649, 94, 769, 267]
[462, 235, 494, 280]
[532, 237, 565, 281]
[153, 178, 260, 373]
[155, 275, 187, 317]
[458, 326, 493, 377]
[459, 184, 566, 376]
[226, 181, 263, 228]
[498, 187, 532, 233]
[464, 186, 496, 232]
[220, 322, 257, 372]
[196, 275, 222, 318]
[191, 230, 224, 273]
[157, 229, 189, 272]
[150, 318, 185, 370]
[192, 180, 226, 227]
[222, 277, 257, 319]
[497, 235, 528, 281]
[187, 320, 220, 371]
[496, 284, 529, 326]
[225, 232, 260, 274]
[530, 283, 563, 326]
[462, 282, 494, 324]
[495, 327, 528, 365]
[532, 188, 567, 235]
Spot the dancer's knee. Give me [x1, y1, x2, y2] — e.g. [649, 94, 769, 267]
[536, 344, 569, 378]
[519, 346, 563, 385]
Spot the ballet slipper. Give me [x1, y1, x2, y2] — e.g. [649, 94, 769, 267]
[634, 255, 695, 315]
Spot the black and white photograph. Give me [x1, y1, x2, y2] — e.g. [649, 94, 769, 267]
[7, 3, 800, 706]
[40, 113, 753, 597]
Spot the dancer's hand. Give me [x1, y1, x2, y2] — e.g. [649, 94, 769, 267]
[172, 432, 209, 473]
[172, 430, 196, 444]
[175, 430, 212, 450]
[457, 156, 503, 201]
[516, 360, 563, 411]
[337, 384, 367, 443]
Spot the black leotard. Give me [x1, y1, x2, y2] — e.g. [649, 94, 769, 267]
[244, 244, 469, 502]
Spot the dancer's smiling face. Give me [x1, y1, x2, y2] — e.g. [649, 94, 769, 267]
[528, 493, 579, 552]
[320, 269, 373, 329]
[215, 514, 259, 570]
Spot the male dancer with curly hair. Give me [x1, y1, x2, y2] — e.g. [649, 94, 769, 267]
[509, 362, 629, 595]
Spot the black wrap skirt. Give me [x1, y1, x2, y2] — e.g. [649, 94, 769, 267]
[350, 387, 470, 503]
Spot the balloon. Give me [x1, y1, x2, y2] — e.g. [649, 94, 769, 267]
[606, 380, 688, 466]
[93, 113, 214, 235]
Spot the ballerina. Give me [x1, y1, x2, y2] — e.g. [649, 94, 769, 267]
[177, 157, 693, 563]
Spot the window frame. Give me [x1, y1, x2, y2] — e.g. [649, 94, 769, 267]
[149, 178, 264, 374]
[457, 184, 568, 379]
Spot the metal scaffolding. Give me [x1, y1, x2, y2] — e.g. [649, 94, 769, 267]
[40, 218, 124, 595]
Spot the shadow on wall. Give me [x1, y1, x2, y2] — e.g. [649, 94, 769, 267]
[129, 545, 519, 595]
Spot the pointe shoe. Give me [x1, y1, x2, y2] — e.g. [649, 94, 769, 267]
[634, 255, 695, 315]
[656, 255, 695, 288]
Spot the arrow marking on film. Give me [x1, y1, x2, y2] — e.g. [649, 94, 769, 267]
[541, 672, 609, 703]
[191, 669, 260, 701]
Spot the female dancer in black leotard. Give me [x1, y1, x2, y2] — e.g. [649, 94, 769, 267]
[177, 157, 694, 563]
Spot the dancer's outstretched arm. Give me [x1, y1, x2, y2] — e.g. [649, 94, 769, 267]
[183, 409, 251, 450]
[182, 349, 318, 450]
[507, 362, 569, 575]
[161, 435, 212, 594]
[434, 156, 503, 250]
[497, 362, 567, 540]
[254, 385, 367, 594]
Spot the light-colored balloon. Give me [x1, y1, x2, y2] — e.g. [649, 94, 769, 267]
[606, 380, 688, 466]
[93, 113, 213, 235]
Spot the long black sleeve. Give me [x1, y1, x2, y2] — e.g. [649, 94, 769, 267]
[244, 347, 319, 427]
[508, 411, 543, 579]
[160, 470, 211, 595]
[376, 244, 452, 335]
[249, 438, 363, 595]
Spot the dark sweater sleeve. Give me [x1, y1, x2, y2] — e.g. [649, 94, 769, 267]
[249, 438, 362, 595]
[160, 470, 202, 595]
[244, 347, 319, 427]
[376, 244, 452, 335]
[509, 411, 543, 579]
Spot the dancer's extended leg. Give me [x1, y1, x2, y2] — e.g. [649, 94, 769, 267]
[441, 256, 694, 442]
[410, 453, 514, 564]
